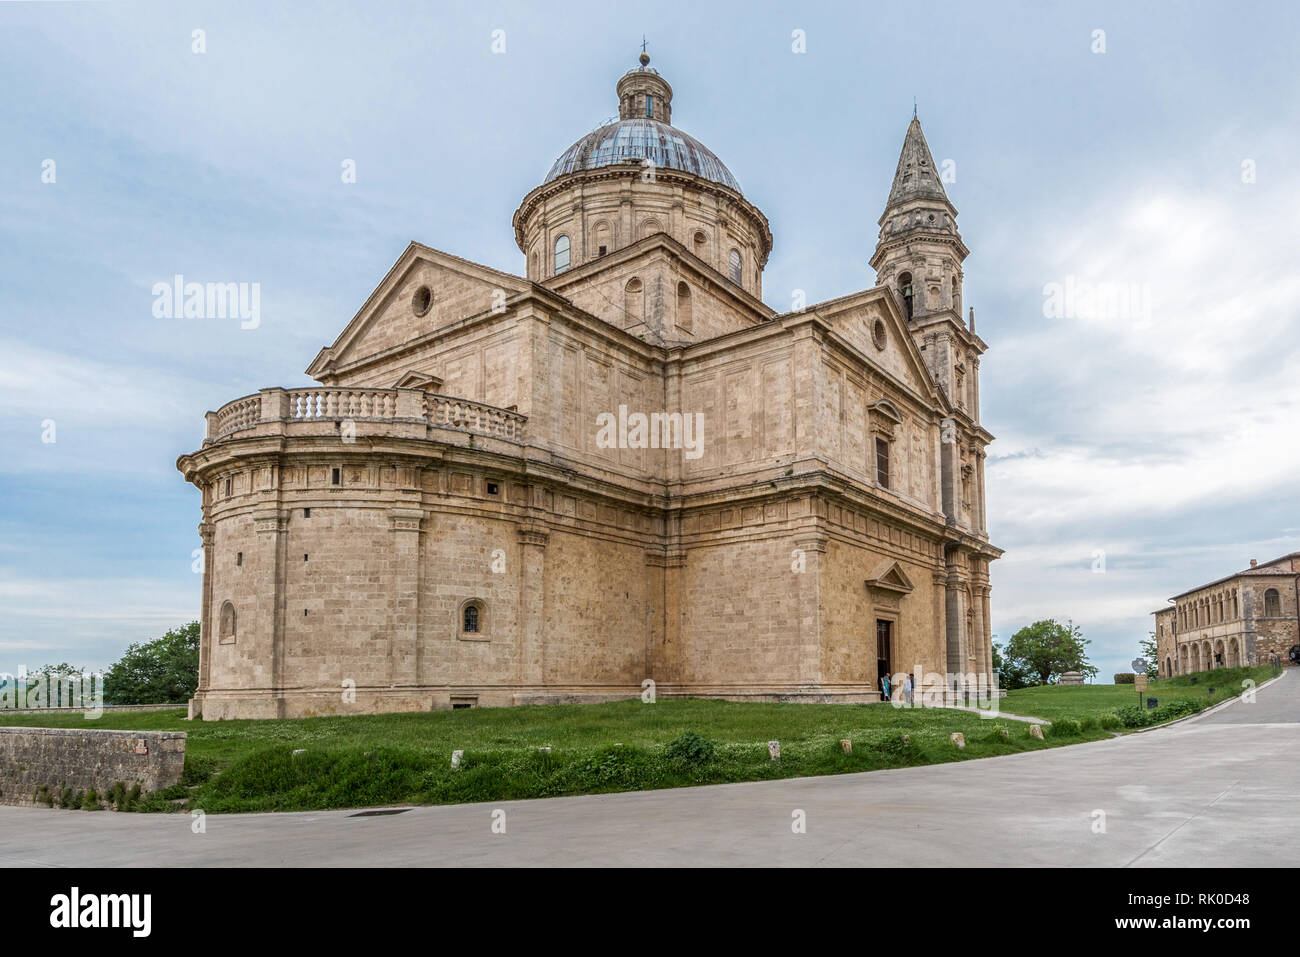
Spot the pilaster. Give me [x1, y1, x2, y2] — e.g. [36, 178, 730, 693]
[388, 507, 424, 687]
[517, 526, 549, 685]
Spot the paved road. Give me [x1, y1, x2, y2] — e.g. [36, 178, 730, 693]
[1, 672, 1295, 867]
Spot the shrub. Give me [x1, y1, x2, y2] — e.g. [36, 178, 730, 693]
[876, 733, 924, 762]
[1115, 706, 1151, 728]
[1114, 673, 1136, 684]
[1116, 698, 1202, 729]
[1048, 718, 1081, 737]
[573, 746, 655, 788]
[181, 756, 217, 787]
[664, 731, 716, 765]
[1099, 713, 1121, 730]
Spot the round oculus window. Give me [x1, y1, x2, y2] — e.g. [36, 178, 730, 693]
[872, 318, 888, 351]
[412, 285, 433, 316]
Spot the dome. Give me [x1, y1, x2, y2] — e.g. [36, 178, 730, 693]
[543, 117, 742, 193]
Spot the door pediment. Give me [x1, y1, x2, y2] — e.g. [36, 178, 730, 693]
[865, 560, 915, 596]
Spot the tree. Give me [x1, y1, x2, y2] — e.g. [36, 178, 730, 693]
[1002, 619, 1097, 685]
[26, 662, 88, 679]
[1139, 632, 1159, 679]
[993, 639, 1036, 691]
[103, 622, 200, 705]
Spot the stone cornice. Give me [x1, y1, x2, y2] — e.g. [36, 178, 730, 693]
[513, 164, 773, 266]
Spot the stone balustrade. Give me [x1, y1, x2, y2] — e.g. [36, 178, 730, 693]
[206, 387, 526, 443]
[424, 393, 526, 441]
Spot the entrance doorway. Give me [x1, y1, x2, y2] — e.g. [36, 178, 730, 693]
[876, 619, 893, 691]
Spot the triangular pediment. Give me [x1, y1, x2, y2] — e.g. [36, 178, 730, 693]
[865, 560, 915, 595]
[392, 370, 443, 391]
[802, 287, 942, 405]
[307, 242, 529, 379]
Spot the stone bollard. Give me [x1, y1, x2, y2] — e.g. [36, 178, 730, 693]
[951, 732, 966, 749]
[451, 750, 464, 769]
[1029, 725, 1044, 739]
[292, 749, 307, 758]
[767, 741, 781, 760]
[900, 734, 911, 744]
[840, 739, 852, 754]
[997, 728, 1010, 739]
[538, 746, 551, 756]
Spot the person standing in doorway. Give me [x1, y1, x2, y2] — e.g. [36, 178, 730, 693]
[880, 672, 891, 702]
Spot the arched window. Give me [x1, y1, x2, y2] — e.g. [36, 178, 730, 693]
[640, 219, 662, 240]
[1264, 588, 1281, 617]
[593, 221, 611, 258]
[951, 275, 960, 313]
[693, 231, 707, 258]
[459, 599, 487, 638]
[676, 281, 693, 333]
[219, 601, 236, 644]
[553, 235, 571, 274]
[898, 271, 914, 320]
[530, 248, 538, 277]
[728, 248, 742, 285]
[1165, 656, 1173, 676]
[623, 277, 644, 326]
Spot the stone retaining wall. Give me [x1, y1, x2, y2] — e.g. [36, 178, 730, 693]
[0, 727, 186, 806]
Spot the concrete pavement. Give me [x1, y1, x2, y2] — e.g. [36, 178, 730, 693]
[1, 671, 1294, 867]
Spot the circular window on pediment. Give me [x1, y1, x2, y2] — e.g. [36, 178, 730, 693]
[872, 318, 888, 351]
[412, 285, 433, 317]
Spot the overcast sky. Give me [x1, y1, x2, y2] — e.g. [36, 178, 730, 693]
[2, 0, 1297, 682]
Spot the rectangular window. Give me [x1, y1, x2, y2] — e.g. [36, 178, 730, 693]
[645, 94, 653, 117]
[875, 438, 890, 489]
[486, 482, 499, 496]
[331, 467, 341, 486]
[304, 508, 311, 518]
[236, 552, 243, 567]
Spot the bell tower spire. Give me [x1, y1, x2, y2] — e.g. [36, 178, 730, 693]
[870, 115, 982, 423]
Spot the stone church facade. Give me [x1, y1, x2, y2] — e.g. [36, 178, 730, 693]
[177, 55, 1002, 719]
[1153, 552, 1300, 676]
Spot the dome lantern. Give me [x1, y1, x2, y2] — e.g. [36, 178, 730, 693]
[616, 52, 672, 124]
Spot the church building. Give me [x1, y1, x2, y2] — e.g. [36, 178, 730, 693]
[177, 54, 1001, 719]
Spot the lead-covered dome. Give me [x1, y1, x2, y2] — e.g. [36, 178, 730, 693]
[513, 52, 772, 292]
[541, 54, 743, 194]
[544, 118, 742, 193]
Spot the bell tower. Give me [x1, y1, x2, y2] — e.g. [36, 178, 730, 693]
[871, 115, 996, 691]
[870, 114, 982, 425]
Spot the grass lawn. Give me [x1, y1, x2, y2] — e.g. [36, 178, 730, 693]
[3, 666, 1272, 813]
[4, 698, 1103, 813]
[1000, 665, 1275, 724]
